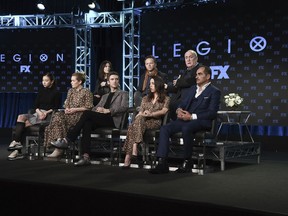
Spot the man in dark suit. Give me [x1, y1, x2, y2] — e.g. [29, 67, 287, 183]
[149, 65, 221, 174]
[165, 50, 202, 120]
[51, 71, 129, 166]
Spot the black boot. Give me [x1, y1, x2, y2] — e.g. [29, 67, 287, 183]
[149, 157, 169, 174]
[131, 155, 144, 168]
[176, 159, 193, 173]
[13, 122, 25, 142]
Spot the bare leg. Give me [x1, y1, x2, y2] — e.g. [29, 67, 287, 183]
[132, 143, 138, 156]
[123, 143, 138, 167]
[17, 114, 32, 127]
[123, 154, 131, 166]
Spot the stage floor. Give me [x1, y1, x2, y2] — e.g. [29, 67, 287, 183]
[1, 143, 288, 216]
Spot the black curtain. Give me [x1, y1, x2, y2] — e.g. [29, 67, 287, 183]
[90, 27, 123, 92]
[0, 93, 36, 128]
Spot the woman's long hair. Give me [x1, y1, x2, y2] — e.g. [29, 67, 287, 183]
[98, 60, 113, 80]
[147, 76, 166, 103]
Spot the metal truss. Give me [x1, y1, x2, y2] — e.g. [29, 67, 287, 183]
[74, 25, 92, 89]
[0, 12, 126, 91]
[140, 0, 183, 9]
[0, 14, 74, 28]
[121, 1, 141, 107]
[135, 0, 225, 10]
[85, 11, 123, 27]
[0, 0, 224, 97]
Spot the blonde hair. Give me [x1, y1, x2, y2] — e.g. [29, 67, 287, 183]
[72, 71, 86, 84]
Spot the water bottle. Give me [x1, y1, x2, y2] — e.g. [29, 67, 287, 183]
[128, 113, 132, 125]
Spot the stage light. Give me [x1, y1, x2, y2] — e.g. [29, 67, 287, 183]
[88, 1, 101, 11]
[145, 0, 152, 6]
[37, 1, 46, 11]
[88, 1, 96, 9]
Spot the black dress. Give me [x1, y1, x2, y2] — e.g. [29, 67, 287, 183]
[93, 78, 110, 106]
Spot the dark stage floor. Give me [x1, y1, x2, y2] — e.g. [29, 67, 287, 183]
[1, 142, 288, 216]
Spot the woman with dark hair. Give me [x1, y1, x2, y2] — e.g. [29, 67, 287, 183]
[122, 76, 170, 169]
[8, 72, 61, 160]
[93, 60, 113, 105]
[44, 71, 93, 158]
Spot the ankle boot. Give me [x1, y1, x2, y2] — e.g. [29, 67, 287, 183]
[149, 157, 169, 174]
[131, 155, 143, 168]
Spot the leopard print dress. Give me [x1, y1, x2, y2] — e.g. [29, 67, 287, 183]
[123, 95, 170, 155]
[43, 87, 93, 147]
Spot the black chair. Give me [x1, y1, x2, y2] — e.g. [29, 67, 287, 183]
[116, 107, 169, 168]
[116, 107, 139, 166]
[11, 109, 53, 160]
[88, 110, 128, 165]
[169, 118, 218, 175]
[141, 111, 169, 168]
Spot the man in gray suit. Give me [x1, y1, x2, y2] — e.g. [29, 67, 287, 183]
[51, 71, 129, 166]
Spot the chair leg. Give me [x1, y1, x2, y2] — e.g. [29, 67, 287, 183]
[111, 129, 120, 165]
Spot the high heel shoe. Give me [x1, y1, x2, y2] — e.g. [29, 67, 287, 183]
[121, 164, 131, 170]
[47, 148, 63, 158]
[122, 154, 133, 170]
[131, 155, 144, 168]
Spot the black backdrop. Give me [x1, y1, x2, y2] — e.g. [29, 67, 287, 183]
[0, 0, 287, 136]
[0, 28, 74, 93]
[0, 27, 123, 128]
[139, 0, 288, 127]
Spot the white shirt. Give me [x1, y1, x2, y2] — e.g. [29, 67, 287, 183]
[191, 82, 211, 120]
[195, 82, 211, 98]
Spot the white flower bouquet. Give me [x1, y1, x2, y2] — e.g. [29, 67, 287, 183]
[224, 93, 244, 108]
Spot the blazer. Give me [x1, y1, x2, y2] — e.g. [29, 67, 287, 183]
[179, 84, 221, 125]
[94, 89, 129, 128]
[137, 71, 168, 94]
[167, 63, 202, 102]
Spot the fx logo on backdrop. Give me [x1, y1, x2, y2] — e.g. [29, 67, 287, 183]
[20, 65, 31, 73]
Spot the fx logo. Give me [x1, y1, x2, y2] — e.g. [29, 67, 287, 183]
[210, 65, 230, 79]
[20, 65, 31, 73]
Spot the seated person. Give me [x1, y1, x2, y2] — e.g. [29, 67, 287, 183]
[50, 71, 129, 166]
[44, 72, 93, 157]
[149, 65, 221, 174]
[7, 72, 61, 160]
[134, 55, 167, 108]
[122, 76, 170, 169]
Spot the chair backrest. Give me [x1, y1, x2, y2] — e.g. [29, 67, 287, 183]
[161, 111, 169, 126]
[119, 110, 129, 130]
[210, 118, 217, 136]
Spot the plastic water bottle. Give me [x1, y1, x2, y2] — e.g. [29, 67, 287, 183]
[128, 114, 132, 125]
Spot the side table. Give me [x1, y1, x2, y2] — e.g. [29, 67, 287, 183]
[216, 111, 254, 143]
